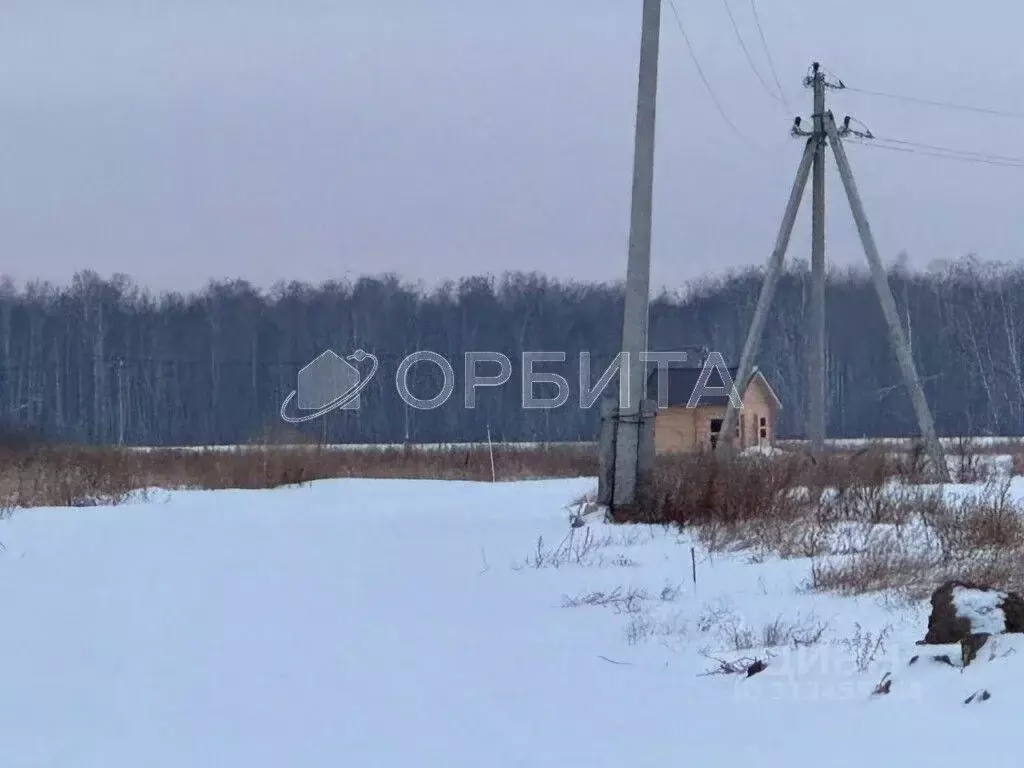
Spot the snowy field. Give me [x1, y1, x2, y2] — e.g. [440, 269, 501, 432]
[0, 473, 1022, 766]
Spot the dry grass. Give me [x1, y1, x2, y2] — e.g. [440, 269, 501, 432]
[620, 444, 929, 537]
[722, 613, 830, 651]
[626, 441, 1024, 600]
[561, 582, 683, 614]
[0, 440, 596, 511]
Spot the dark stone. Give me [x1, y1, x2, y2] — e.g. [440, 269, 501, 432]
[964, 689, 992, 705]
[924, 580, 978, 645]
[961, 633, 990, 667]
[1002, 591, 1024, 633]
[909, 653, 956, 667]
[923, 580, 1024, 645]
[872, 673, 892, 696]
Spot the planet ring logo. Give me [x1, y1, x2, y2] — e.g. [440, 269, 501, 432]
[279, 349, 379, 424]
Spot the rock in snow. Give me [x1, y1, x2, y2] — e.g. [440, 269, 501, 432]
[923, 580, 1024, 644]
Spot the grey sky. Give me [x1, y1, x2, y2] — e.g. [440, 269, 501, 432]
[1, 1, 1022, 292]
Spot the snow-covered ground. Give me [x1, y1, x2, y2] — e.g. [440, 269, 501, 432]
[781, 436, 1024, 449]
[0, 475, 1020, 767]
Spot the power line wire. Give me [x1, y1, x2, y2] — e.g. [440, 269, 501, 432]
[665, 0, 757, 145]
[718, 0, 784, 107]
[870, 135, 1024, 165]
[847, 138, 1024, 168]
[843, 85, 1024, 119]
[837, 75, 1024, 164]
[749, 0, 789, 108]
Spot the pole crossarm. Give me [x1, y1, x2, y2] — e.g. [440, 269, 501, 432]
[803, 61, 845, 91]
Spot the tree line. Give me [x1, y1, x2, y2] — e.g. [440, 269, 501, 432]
[0, 255, 1018, 445]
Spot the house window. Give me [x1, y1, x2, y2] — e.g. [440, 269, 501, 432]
[710, 418, 722, 449]
[759, 416, 767, 441]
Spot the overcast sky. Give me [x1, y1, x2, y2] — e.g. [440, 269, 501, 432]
[1, 0, 1022, 293]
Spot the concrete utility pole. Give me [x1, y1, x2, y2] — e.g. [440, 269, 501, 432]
[117, 358, 126, 446]
[824, 112, 948, 479]
[608, 0, 662, 511]
[718, 137, 815, 447]
[808, 63, 827, 454]
[718, 62, 949, 481]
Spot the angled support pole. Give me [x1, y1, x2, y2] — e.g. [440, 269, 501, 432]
[718, 137, 816, 452]
[824, 112, 950, 481]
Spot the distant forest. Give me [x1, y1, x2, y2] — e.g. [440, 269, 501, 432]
[0, 255, 1019, 445]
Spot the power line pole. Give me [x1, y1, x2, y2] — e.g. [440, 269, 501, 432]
[609, 0, 661, 512]
[116, 357, 125, 446]
[718, 137, 814, 448]
[824, 112, 948, 479]
[808, 63, 827, 454]
[718, 62, 949, 481]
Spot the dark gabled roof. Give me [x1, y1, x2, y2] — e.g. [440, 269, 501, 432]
[647, 366, 741, 407]
[646, 364, 783, 409]
[647, 366, 784, 409]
